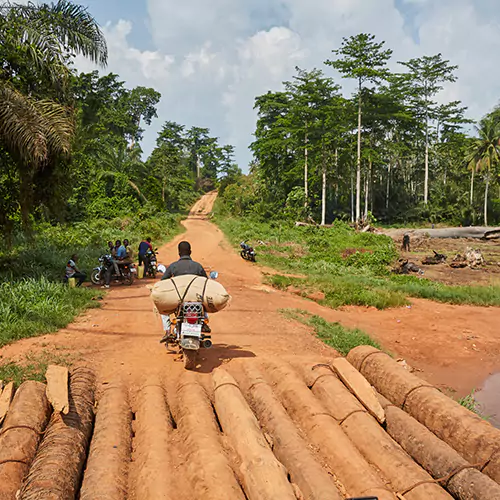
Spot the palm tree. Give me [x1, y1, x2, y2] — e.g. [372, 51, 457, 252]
[0, 0, 107, 228]
[466, 117, 500, 226]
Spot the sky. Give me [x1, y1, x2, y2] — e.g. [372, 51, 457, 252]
[74, 0, 500, 169]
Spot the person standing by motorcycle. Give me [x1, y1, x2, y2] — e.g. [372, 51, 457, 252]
[138, 237, 153, 273]
[160, 241, 209, 342]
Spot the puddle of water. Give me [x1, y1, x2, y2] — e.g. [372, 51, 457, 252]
[475, 373, 500, 428]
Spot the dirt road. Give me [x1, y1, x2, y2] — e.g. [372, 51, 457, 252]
[2, 191, 499, 395]
[2, 192, 500, 498]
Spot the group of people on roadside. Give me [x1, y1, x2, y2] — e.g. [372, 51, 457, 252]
[65, 237, 154, 288]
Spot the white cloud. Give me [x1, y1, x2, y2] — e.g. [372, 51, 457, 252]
[75, 0, 500, 169]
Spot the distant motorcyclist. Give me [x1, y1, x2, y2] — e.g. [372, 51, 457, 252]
[160, 241, 209, 342]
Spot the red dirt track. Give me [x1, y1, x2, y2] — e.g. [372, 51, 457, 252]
[1, 192, 499, 498]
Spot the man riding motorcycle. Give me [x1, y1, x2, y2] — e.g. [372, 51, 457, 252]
[160, 241, 210, 342]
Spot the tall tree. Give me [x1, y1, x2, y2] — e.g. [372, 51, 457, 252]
[326, 33, 392, 222]
[398, 54, 458, 204]
[0, 0, 107, 230]
[466, 117, 500, 226]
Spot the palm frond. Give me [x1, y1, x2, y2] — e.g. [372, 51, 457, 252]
[6, 0, 107, 67]
[0, 82, 73, 164]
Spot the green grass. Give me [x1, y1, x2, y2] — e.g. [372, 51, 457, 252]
[0, 211, 184, 348]
[216, 215, 500, 309]
[281, 308, 380, 355]
[0, 350, 75, 386]
[0, 278, 102, 347]
[458, 389, 490, 420]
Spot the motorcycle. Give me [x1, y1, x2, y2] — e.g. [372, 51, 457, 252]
[240, 241, 256, 262]
[162, 271, 218, 370]
[90, 254, 135, 286]
[145, 248, 158, 278]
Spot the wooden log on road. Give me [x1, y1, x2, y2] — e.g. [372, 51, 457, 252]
[213, 368, 296, 500]
[0, 382, 15, 426]
[348, 346, 500, 484]
[378, 394, 500, 500]
[0, 381, 51, 500]
[262, 360, 396, 500]
[302, 364, 452, 500]
[80, 383, 132, 500]
[176, 374, 245, 500]
[240, 363, 343, 500]
[19, 368, 95, 500]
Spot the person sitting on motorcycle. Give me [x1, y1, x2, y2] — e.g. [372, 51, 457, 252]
[103, 239, 124, 288]
[160, 241, 209, 343]
[107, 240, 120, 276]
[138, 237, 153, 271]
[161, 241, 207, 279]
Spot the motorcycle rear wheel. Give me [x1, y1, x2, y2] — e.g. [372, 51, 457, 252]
[90, 269, 103, 285]
[124, 273, 134, 286]
[183, 349, 197, 370]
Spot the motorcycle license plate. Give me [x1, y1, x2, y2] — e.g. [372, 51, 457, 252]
[181, 323, 202, 337]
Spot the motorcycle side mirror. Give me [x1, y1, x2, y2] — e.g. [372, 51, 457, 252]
[209, 271, 219, 280]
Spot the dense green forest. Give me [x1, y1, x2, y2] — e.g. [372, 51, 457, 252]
[219, 34, 500, 226]
[0, 0, 238, 343]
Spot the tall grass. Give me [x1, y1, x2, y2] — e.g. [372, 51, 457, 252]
[216, 215, 500, 309]
[0, 279, 101, 346]
[281, 309, 380, 355]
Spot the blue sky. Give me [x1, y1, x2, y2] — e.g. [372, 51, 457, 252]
[76, 0, 500, 169]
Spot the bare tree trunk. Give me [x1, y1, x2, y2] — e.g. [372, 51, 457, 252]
[334, 148, 339, 206]
[304, 128, 309, 208]
[424, 113, 429, 204]
[356, 87, 362, 221]
[350, 166, 354, 224]
[484, 172, 490, 227]
[196, 156, 201, 179]
[321, 158, 326, 226]
[364, 171, 369, 221]
[470, 167, 475, 205]
[386, 161, 391, 210]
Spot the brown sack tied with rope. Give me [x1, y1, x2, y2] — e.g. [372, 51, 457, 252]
[151, 275, 231, 315]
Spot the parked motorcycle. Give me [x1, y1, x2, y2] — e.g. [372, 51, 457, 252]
[90, 255, 135, 286]
[162, 271, 218, 370]
[240, 241, 256, 262]
[145, 248, 158, 278]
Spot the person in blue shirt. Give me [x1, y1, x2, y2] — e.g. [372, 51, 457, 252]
[138, 237, 153, 271]
[116, 240, 127, 260]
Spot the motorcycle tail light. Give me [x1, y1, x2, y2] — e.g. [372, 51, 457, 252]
[185, 311, 197, 324]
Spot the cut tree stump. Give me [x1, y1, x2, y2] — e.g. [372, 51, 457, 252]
[0, 382, 15, 425]
[331, 358, 385, 424]
[46, 365, 69, 415]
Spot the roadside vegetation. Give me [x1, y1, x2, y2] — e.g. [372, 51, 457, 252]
[281, 309, 380, 355]
[216, 213, 500, 309]
[458, 390, 490, 420]
[0, 1, 240, 348]
[0, 351, 75, 386]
